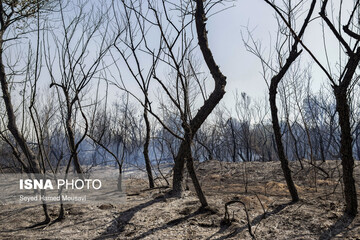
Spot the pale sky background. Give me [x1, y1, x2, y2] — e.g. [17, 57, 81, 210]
[207, 0, 275, 100]
[201, 0, 354, 109]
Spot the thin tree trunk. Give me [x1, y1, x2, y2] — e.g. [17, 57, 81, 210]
[229, 118, 237, 162]
[268, 49, 301, 203]
[270, 87, 299, 202]
[286, 120, 304, 169]
[263, 0, 317, 202]
[118, 166, 123, 192]
[186, 155, 208, 207]
[65, 106, 83, 174]
[143, 104, 154, 188]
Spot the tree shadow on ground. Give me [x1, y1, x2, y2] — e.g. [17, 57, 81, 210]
[0, 205, 50, 232]
[0, 205, 36, 219]
[207, 201, 294, 240]
[1, 215, 98, 235]
[318, 213, 355, 240]
[130, 207, 214, 240]
[95, 194, 168, 240]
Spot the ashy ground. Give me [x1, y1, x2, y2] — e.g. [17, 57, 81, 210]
[0, 160, 360, 239]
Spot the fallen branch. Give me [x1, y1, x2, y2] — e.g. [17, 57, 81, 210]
[222, 199, 255, 239]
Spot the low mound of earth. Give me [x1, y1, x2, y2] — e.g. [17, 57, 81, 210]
[1, 160, 360, 239]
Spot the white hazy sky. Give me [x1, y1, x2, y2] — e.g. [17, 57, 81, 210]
[207, 1, 275, 100]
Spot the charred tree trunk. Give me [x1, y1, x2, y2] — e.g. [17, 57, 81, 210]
[331, 48, 360, 216]
[173, 128, 208, 207]
[172, 140, 190, 197]
[65, 116, 83, 174]
[117, 165, 123, 192]
[143, 103, 154, 189]
[186, 155, 208, 207]
[334, 87, 357, 216]
[270, 86, 299, 202]
[229, 118, 237, 163]
[268, 48, 301, 203]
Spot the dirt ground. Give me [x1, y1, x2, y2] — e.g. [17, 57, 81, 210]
[1, 160, 360, 239]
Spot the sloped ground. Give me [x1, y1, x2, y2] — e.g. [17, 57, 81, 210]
[0, 160, 359, 239]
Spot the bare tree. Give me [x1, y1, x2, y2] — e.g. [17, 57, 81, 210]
[110, 0, 228, 207]
[263, 0, 359, 216]
[44, 0, 113, 176]
[317, 0, 359, 216]
[283, 0, 359, 216]
[42, 0, 114, 220]
[0, 0, 55, 223]
[112, 0, 157, 188]
[245, 0, 317, 202]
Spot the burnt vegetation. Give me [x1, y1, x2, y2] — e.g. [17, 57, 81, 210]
[0, 0, 360, 239]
